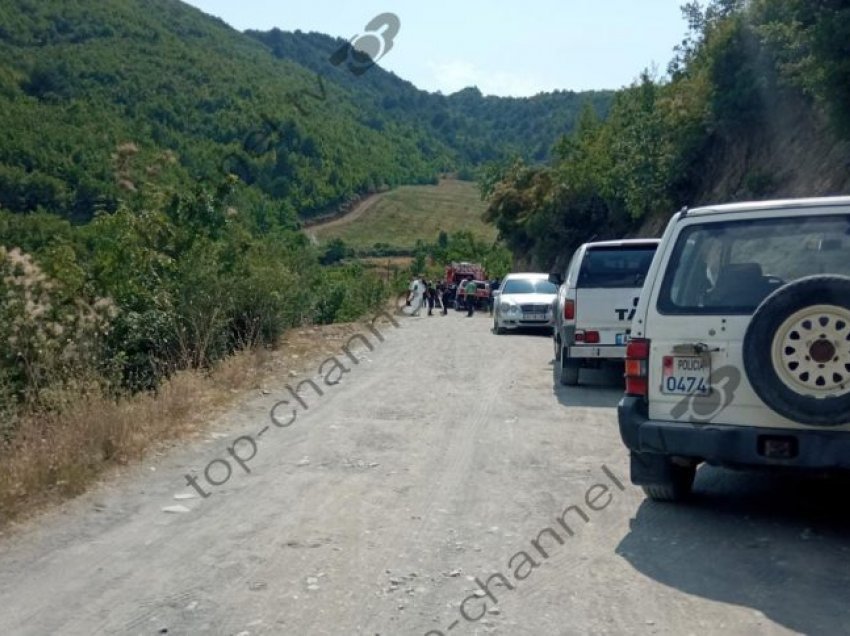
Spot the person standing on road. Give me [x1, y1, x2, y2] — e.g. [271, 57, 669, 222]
[425, 280, 437, 316]
[437, 281, 448, 315]
[488, 278, 501, 316]
[446, 284, 454, 314]
[406, 277, 414, 307]
[464, 276, 477, 317]
[409, 276, 425, 316]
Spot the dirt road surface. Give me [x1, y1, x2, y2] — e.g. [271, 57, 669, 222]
[304, 192, 384, 243]
[1, 310, 849, 635]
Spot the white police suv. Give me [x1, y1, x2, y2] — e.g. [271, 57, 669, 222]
[619, 197, 850, 501]
[551, 239, 659, 385]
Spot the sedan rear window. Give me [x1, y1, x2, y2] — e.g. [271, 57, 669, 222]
[658, 213, 850, 314]
[577, 246, 657, 289]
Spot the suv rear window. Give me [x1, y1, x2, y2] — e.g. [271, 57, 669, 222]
[577, 246, 657, 289]
[658, 213, 850, 314]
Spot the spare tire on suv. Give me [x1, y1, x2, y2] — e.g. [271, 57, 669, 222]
[743, 275, 850, 426]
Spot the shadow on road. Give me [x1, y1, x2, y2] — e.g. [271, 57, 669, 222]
[490, 325, 552, 338]
[617, 467, 850, 635]
[551, 359, 625, 409]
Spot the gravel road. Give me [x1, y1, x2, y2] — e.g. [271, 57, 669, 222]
[1, 309, 849, 635]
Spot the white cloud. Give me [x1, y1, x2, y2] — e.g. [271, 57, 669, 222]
[425, 59, 545, 97]
[426, 60, 478, 94]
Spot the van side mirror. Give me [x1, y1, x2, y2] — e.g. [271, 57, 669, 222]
[548, 272, 563, 286]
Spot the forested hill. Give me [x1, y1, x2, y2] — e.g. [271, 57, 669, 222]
[0, 0, 453, 223]
[246, 29, 614, 165]
[0, 0, 611, 224]
[484, 0, 850, 270]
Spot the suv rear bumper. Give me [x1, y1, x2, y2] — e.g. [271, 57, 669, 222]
[618, 396, 850, 470]
[569, 344, 625, 359]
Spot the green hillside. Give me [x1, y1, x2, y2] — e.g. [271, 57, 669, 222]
[0, 0, 453, 223]
[0, 1, 613, 225]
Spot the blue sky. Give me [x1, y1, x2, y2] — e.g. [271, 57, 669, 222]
[184, 1, 688, 96]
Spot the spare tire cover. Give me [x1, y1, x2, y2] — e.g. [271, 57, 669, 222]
[743, 275, 850, 426]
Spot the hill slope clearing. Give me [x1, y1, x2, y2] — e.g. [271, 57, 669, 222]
[313, 179, 495, 252]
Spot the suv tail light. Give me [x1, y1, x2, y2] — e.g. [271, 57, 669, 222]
[564, 299, 575, 320]
[575, 330, 599, 343]
[625, 338, 650, 397]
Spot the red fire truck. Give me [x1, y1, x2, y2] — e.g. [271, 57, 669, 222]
[445, 262, 490, 310]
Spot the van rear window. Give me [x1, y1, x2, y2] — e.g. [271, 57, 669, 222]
[657, 214, 850, 314]
[577, 246, 657, 289]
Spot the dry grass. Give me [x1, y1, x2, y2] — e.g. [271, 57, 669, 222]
[0, 322, 369, 528]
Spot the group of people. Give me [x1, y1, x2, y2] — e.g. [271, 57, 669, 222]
[406, 275, 480, 317]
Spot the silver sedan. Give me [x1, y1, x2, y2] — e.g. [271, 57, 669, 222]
[492, 273, 559, 334]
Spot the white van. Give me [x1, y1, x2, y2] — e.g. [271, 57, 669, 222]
[619, 197, 850, 501]
[551, 239, 660, 385]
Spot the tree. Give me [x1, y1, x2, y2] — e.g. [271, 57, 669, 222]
[320, 238, 351, 265]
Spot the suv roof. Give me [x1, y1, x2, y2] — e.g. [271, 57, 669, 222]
[585, 239, 661, 248]
[683, 196, 850, 218]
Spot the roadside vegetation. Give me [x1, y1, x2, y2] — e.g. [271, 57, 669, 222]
[482, 0, 850, 268]
[0, 165, 393, 522]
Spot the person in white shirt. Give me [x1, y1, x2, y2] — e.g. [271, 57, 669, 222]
[408, 276, 426, 316]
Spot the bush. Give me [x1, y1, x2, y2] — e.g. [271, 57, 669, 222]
[0, 246, 116, 408]
[320, 238, 352, 265]
[312, 264, 388, 324]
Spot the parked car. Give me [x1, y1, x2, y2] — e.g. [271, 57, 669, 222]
[492, 273, 558, 333]
[619, 197, 850, 502]
[551, 239, 660, 385]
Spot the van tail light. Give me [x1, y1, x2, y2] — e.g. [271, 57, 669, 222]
[625, 338, 650, 397]
[564, 299, 575, 320]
